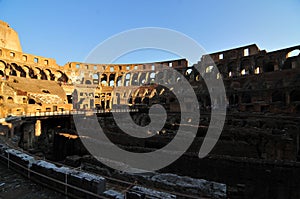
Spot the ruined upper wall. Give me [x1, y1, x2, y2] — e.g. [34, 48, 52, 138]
[0, 20, 22, 52]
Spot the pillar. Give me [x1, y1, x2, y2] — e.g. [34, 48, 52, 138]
[35, 119, 41, 137]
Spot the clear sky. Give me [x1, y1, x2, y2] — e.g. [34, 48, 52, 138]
[0, 0, 299, 65]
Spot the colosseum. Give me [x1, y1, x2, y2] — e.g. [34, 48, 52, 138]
[1, 20, 300, 198]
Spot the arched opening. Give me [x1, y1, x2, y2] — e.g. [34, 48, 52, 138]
[255, 57, 264, 74]
[131, 73, 138, 86]
[25, 66, 36, 78]
[57, 71, 69, 83]
[290, 90, 300, 102]
[216, 64, 224, 76]
[286, 49, 300, 58]
[93, 73, 99, 84]
[149, 72, 156, 82]
[0, 61, 6, 77]
[85, 80, 92, 84]
[110, 66, 115, 72]
[124, 73, 131, 86]
[138, 73, 146, 85]
[12, 63, 26, 77]
[185, 68, 193, 75]
[101, 74, 107, 86]
[240, 59, 252, 75]
[0, 96, 3, 103]
[254, 67, 260, 74]
[227, 62, 236, 77]
[7, 97, 14, 103]
[40, 70, 47, 80]
[109, 80, 114, 87]
[116, 76, 122, 87]
[205, 65, 214, 73]
[109, 74, 115, 87]
[9, 66, 17, 76]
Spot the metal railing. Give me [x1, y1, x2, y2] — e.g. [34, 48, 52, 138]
[0, 152, 107, 199]
[0, 108, 139, 121]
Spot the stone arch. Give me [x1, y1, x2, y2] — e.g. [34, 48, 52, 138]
[23, 65, 36, 78]
[216, 64, 225, 76]
[93, 73, 99, 84]
[34, 67, 47, 80]
[283, 49, 300, 69]
[56, 70, 68, 82]
[8, 63, 17, 76]
[28, 98, 36, 104]
[116, 76, 122, 86]
[130, 73, 138, 86]
[255, 56, 264, 74]
[138, 72, 147, 85]
[44, 69, 54, 80]
[240, 59, 252, 75]
[190, 68, 200, 81]
[185, 68, 193, 75]
[149, 72, 156, 82]
[125, 73, 131, 86]
[0, 60, 6, 76]
[11, 63, 26, 77]
[109, 74, 115, 86]
[85, 80, 92, 84]
[227, 61, 236, 77]
[101, 74, 108, 86]
[286, 49, 300, 58]
[205, 65, 214, 73]
[7, 96, 14, 103]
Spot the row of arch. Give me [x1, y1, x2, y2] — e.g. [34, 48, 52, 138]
[192, 49, 300, 79]
[229, 90, 300, 105]
[83, 69, 184, 87]
[0, 61, 69, 82]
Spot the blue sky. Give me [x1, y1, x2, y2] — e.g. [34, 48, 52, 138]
[0, 0, 299, 65]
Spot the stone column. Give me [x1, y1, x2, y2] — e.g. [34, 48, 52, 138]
[145, 72, 150, 83]
[35, 119, 41, 137]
